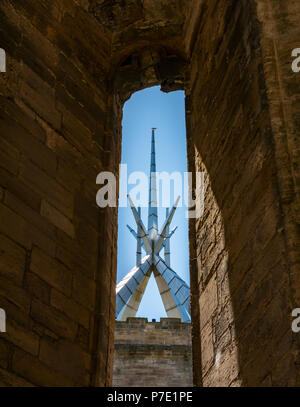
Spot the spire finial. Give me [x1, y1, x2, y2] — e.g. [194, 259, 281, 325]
[148, 128, 158, 237]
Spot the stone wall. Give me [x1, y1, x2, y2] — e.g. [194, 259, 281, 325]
[0, 0, 114, 386]
[185, 0, 300, 386]
[0, 0, 299, 387]
[113, 318, 192, 387]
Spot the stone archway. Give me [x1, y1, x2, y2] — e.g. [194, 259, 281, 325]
[0, 0, 299, 387]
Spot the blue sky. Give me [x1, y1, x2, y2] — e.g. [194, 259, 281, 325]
[117, 86, 189, 321]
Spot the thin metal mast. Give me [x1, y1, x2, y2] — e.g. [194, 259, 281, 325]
[136, 207, 142, 266]
[148, 128, 158, 239]
[164, 208, 171, 267]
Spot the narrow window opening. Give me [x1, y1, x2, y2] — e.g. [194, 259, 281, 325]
[113, 86, 192, 387]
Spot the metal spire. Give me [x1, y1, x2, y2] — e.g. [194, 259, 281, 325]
[148, 128, 158, 239]
[116, 128, 191, 323]
[164, 208, 171, 267]
[136, 207, 142, 266]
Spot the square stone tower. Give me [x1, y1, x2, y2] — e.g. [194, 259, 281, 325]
[113, 317, 192, 387]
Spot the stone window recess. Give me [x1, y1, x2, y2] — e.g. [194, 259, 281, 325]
[0, 48, 6, 72]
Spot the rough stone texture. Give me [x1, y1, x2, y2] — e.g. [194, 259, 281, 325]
[113, 318, 192, 387]
[0, 0, 113, 386]
[0, 0, 299, 387]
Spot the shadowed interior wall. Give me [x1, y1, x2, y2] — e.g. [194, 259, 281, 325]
[0, 0, 114, 386]
[185, 0, 300, 386]
[0, 0, 299, 387]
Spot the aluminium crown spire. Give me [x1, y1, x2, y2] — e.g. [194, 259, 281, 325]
[116, 128, 191, 323]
